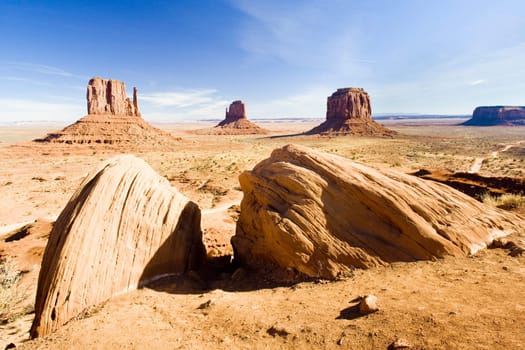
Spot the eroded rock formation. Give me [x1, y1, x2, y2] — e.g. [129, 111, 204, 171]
[87, 77, 141, 116]
[30, 155, 205, 338]
[307, 88, 395, 136]
[462, 106, 525, 126]
[212, 100, 267, 135]
[232, 144, 523, 279]
[34, 77, 180, 147]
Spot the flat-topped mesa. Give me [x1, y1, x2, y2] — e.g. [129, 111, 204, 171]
[462, 106, 525, 126]
[327, 88, 372, 120]
[307, 87, 395, 136]
[87, 77, 141, 117]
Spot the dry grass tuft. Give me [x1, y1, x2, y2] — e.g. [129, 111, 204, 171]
[482, 192, 525, 211]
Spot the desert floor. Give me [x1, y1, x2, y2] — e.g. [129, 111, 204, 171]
[1, 119, 524, 349]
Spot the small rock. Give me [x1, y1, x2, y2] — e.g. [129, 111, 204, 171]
[197, 299, 214, 310]
[502, 265, 509, 271]
[267, 325, 289, 338]
[359, 295, 379, 315]
[5, 343, 16, 350]
[388, 338, 411, 349]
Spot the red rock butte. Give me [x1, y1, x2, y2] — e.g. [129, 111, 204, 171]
[307, 87, 395, 136]
[211, 100, 267, 135]
[33, 77, 179, 147]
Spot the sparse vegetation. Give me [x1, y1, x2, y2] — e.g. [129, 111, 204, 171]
[482, 192, 525, 210]
[0, 257, 24, 323]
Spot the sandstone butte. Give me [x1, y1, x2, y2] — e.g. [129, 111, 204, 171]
[210, 100, 267, 135]
[34, 77, 179, 147]
[30, 155, 206, 338]
[232, 144, 524, 279]
[307, 87, 395, 136]
[462, 106, 525, 126]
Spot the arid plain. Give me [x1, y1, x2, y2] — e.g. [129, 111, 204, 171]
[1, 119, 525, 349]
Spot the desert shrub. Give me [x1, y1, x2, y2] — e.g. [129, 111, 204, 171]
[0, 258, 24, 323]
[482, 192, 525, 210]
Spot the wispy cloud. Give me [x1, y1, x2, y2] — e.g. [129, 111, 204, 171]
[231, 1, 372, 75]
[2, 62, 86, 80]
[141, 89, 221, 108]
[248, 86, 330, 118]
[0, 98, 83, 122]
[469, 79, 486, 86]
[140, 88, 231, 120]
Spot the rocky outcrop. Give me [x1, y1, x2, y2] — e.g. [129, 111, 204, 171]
[34, 77, 180, 147]
[232, 144, 523, 279]
[30, 155, 206, 338]
[462, 106, 525, 126]
[87, 77, 141, 117]
[34, 114, 180, 147]
[307, 88, 395, 136]
[212, 100, 267, 135]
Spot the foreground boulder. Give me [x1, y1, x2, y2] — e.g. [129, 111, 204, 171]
[462, 106, 525, 126]
[30, 155, 205, 338]
[307, 88, 395, 136]
[232, 144, 523, 279]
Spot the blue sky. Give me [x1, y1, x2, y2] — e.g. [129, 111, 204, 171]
[1, 0, 525, 122]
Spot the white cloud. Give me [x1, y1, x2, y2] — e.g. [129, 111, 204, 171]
[247, 86, 330, 118]
[0, 99, 83, 122]
[469, 79, 486, 86]
[141, 89, 220, 108]
[1, 62, 86, 80]
[140, 88, 232, 120]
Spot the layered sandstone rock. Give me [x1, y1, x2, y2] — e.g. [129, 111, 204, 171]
[34, 114, 179, 147]
[212, 100, 267, 135]
[462, 106, 525, 126]
[232, 144, 523, 279]
[307, 88, 395, 136]
[30, 155, 206, 338]
[34, 77, 180, 147]
[87, 77, 141, 116]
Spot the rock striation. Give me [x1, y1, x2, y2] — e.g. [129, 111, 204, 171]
[211, 100, 267, 135]
[87, 77, 141, 116]
[30, 155, 206, 338]
[232, 144, 523, 279]
[34, 77, 180, 147]
[307, 88, 395, 136]
[462, 106, 525, 126]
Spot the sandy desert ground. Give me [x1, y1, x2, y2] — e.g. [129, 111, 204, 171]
[1, 119, 525, 349]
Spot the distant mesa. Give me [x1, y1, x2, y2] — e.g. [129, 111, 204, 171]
[30, 155, 206, 338]
[33, 77, 179, 147]
[462, 106, 525, 126]
[307, 88, 395, 136]
[232, 144, 522, 279]
[210, 100, 267, 135]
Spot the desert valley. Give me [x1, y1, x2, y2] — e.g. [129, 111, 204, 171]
[0, 77, 524, 350]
